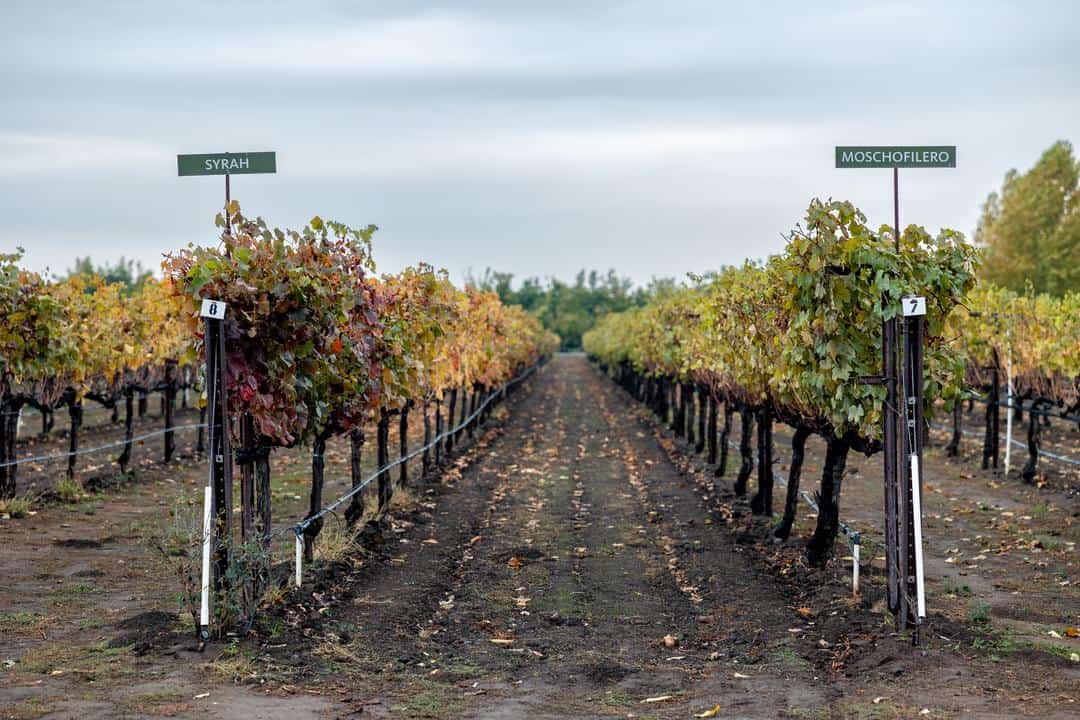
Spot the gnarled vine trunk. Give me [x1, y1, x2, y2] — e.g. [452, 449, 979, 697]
[733, 406, 754, 496]
[695, 386, 706, 454]
[303, 427, 333, 562]
[774, 426, 811, 540]
[345, 428, 366, 528]
[807, 437, 850, 567]
[434, 398, 443, 466]
[750, 405, 774, 516]
[422, 401, 432, 477]
[1021, 402, 1042, 483]
[376, 410, 392, 515]
[399, 402, 410, 486]
[944, 402, 961, 457]
[706, 393, 718, 464]
[164, 360, 177, 463]
[0, 396, 21, 499]
[445, 389, 458, 455]
[118, 386, 135, 473]
[716, 402, 733, 478]
[66, 394, 83, 481]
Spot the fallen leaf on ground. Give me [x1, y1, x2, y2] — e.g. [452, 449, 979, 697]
[662, 634, 678, 648]
[796, 606, 814, 619]
[640, 695, 675, 703]
[507, 557, 524, 569]
[695, 705, 722, 718]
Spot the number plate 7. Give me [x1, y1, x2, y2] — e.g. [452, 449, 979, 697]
[901, 296, 926, 317]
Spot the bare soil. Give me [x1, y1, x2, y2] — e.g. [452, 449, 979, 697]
[1, 355, 1077, 719]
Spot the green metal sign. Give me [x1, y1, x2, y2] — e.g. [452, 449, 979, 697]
[177, 151, 277, 176]
[835, 146, 956, 169]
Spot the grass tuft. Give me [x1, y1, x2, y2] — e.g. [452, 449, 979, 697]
[0, 496, 34, 518]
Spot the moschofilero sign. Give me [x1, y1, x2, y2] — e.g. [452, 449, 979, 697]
[177, 151, 277, 176]
[835, 146, 956, 169]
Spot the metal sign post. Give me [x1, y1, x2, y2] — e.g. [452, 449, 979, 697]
[902, 296, 927, 625]
[198, 298, 228, 643]
[180, 153, 272, 641]
[837, 146, 956, 643]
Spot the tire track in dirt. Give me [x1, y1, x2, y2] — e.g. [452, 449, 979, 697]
[315, 355, 830, 719]
[593, 360, 1080, 719]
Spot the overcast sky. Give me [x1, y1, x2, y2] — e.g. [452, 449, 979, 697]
[3, 1, 1077, 287]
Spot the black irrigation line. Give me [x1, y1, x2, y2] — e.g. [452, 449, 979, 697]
[963, 391, 1080, 422]
[277, 364, 541, 543]
[0, 422, 206, 469]
[930, 423, 1080, 468]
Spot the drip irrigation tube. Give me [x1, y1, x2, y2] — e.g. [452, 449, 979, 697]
[930, 423, 1080, 467]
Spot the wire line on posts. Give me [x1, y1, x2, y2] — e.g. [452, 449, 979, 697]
[0, 422, 207, 469]
[279, 364, 540, 539]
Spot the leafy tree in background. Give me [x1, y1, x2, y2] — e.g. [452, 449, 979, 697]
[61, 257, 153, 294]
[976, 140, 1079, 295]
[470, 268, 671, 350]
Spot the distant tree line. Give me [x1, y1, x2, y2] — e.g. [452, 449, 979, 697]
[470, 269, 675, 351]
[59, 256, 152, 294]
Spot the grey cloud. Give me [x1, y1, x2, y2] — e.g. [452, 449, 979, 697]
[1, 1, 1078, 286]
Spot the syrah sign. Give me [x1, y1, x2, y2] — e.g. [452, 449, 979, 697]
[835, 146, 956, 169]
[178, 151, 277, 176]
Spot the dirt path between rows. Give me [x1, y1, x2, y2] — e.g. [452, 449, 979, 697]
[3, 354, 1078, 719]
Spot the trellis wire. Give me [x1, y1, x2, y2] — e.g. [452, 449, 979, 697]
[273, 365, 541, 589]
[964, 391, 1079, 421]
[282, 364, 539, 540]
[0, 422, 206, 469]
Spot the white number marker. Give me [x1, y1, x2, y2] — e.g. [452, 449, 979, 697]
[901, 296, 926, 317]
[200, 298, 227, 319]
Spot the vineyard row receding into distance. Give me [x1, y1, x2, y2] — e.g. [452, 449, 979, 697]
[583, 200, 1079, 567]
[2, 198, 1078, 643]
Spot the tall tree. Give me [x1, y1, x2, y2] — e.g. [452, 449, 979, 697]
[976, 140, 1079, 295]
